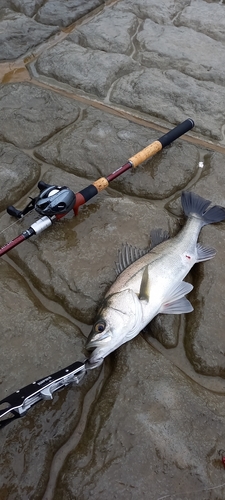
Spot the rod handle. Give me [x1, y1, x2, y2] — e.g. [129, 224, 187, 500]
[129, 118, 194, 168]
[158, 118, 194, 148]
[129, 141, 162, 168]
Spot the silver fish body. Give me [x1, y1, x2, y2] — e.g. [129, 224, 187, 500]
[86, 192, 225, 366]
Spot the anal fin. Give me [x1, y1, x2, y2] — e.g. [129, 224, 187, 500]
[196, 243, 216, 262]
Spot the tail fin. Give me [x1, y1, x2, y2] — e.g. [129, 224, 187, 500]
[181, 191, 225, 226]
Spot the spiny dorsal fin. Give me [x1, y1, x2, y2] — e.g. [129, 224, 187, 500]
[139, 266, 150, 301]
[115, 229, 170, 276]
[115, 243, 148, 276]
[149, 228, 170, 250]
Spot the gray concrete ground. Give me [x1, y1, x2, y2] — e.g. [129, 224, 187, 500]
[1, 1, 225, 499]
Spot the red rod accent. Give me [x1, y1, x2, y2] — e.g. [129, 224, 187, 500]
[0, 234, 26, 256]
[106, 162, 132, 182]
[72, 192, 86, 216]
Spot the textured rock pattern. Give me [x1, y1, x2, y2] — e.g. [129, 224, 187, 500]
[0, 8, 58, 60]
[1, 1, 225, 499]
[0, 142, 40, 211]
[33, 0, 225, 141]
[0, 83, 80, 148]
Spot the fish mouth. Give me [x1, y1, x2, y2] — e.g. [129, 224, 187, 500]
[87, 354, 104, 368]
[86, 327, 112, 351]
[86, 337, 111, 351]
[85, 341, 96, 351]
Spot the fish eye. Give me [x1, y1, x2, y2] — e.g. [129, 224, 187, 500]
[94, 321, 106, 333]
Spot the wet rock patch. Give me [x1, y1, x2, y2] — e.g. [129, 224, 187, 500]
[0, 82, 81, 148]
[35, 40, 137, 98]
[0, 142, 40, 211]
[54, 337, 225, 500]
[35, 0, 105, 28]
[0, 8, 58, 61]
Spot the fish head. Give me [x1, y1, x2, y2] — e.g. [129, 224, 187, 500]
[86, 289, 142, 367]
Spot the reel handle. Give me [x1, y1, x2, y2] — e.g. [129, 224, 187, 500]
[7, 206, 25, 219]
[38, 181, 53, 191]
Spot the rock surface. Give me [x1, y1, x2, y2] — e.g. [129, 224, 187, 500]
[53, 338, 225, 500]
[1, 1, 225, 499]
[35, 0, 104, 27]
[0, 8, 58, 61]
[0, 142, 40, 211]
[0, 83, 80, 148]
[35, 40, 137, 98]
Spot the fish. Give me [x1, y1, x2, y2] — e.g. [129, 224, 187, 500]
[86, 191, 225, 367]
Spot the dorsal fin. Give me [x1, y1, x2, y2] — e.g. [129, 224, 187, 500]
[149, 228, 170, 250]
[115, 243, 148, 276]
[115, 229, 170, 276]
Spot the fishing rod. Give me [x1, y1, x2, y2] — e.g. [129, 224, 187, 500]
[0, 118, 194, 257]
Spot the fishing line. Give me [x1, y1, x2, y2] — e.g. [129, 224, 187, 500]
[0, 209, 35, 236]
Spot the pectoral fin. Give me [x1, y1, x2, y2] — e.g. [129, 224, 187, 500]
[160, 297, 193, 314]
[139, 266, 150, 301]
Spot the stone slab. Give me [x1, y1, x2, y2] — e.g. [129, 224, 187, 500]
[0, 8, 58, 61]
[136, 19, 225, 86]
[68, 5, 138, 54]
[0, 82, 80, 148]
[33, 0, 225, 141]
[0, 259, 99, 498]
[35, 40, 137, 98]
[35, 0, 105, 27]
[54, 337, 225, 500]
[5, 0, 44, 18]
[0, 260, 85, 394]
[111, 68, 225, 141]
[119, 0, 187, 23]
[0, 142, 40, 211]
[174, 0, 225, 43]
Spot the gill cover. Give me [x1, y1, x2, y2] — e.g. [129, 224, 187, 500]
[35, 186, 76, 216]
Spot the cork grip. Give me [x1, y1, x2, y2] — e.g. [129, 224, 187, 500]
[93, 177, 109, 192]
[129, 140, 163, 168]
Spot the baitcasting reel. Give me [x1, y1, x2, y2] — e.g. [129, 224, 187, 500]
[7, 181, 76, 219]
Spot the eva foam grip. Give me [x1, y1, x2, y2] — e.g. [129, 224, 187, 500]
[128, 118, 194, 168]
[158, 118, 194, 148]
